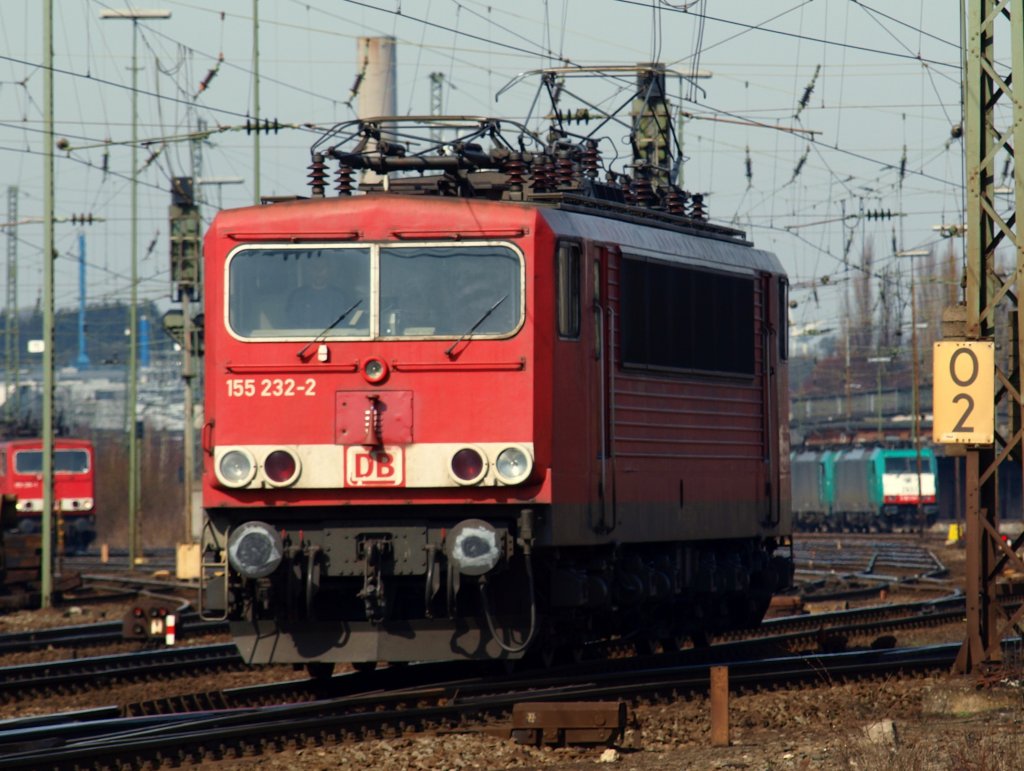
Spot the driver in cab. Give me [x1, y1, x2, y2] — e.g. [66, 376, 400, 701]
[286, 257, 363, 331]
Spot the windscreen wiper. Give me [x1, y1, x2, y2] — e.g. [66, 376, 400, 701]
[444, 294, 508, 358]
[297, 298, 363, 359]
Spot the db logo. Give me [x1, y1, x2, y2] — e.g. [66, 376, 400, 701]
[345, 446, 405, 487]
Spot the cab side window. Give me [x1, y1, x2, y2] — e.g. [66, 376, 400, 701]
[557, 242, 581, 339]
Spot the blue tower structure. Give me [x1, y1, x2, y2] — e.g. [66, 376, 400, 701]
[76, 232, 90, 368]
[139, 315, 150, 368]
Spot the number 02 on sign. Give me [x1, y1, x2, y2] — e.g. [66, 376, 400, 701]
[932, 341, 994, 444]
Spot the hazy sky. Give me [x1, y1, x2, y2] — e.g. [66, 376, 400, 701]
[0, 0, 965, 340]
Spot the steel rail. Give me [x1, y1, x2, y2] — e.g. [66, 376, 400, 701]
[0, 643, 968, 769]
[0, 615, 225, 655]
[0, 644, 243, 697]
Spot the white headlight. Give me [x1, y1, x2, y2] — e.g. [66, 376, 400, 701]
[217, 448, 256, 488]
[227, 521, 284, 579]
[495, 446, 532, 484]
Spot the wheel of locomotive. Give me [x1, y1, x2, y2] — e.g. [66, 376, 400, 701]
[306, 662, 335, 680]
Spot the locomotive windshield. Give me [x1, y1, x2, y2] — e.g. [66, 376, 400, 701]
[228, 247, 372, 337]
[227, 243, 522, 339]
[14, 449, 90, 474]
[379, 246, 519, 337]
[883, 456, 929, 474]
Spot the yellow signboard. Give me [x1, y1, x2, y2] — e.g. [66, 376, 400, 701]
[932, 341, 994, 444]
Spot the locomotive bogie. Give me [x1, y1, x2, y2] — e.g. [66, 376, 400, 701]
[202, 504, 787, 662]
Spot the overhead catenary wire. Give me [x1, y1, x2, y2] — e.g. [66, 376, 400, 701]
[0, 0, 966, 335]
[615, 0, 959, 69]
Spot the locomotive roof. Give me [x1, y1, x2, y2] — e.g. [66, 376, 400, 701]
[0, 437, 91, 449]
[540, 206, 784, 277]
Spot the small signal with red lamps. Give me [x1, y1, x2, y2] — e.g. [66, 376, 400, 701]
[122, 598, 179, 644]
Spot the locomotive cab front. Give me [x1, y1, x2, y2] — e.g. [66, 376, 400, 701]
[201, 196, 548, 665]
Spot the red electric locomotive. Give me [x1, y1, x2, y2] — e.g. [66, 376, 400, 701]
[0, 438, 97, 554]
[199, 112, 793, 672]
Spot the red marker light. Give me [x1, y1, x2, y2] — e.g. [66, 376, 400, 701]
[451, 448, 485, 482]
[265, 450, 297, 484]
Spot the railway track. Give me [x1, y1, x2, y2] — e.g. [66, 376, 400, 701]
[0, 613, 226, 655]
[0, 593, 974, 708]
[0, 561, 982, 767]
[0, 643, 965, 769]
[0, 644, 245, 701]
[794, 534, 949, 575]
[790, 534, 954, 602]
[0, 596, 968, 702]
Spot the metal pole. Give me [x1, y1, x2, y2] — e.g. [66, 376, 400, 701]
[844, 328, 851, 420]
[98, 9, 169, 568]
[955, 454, 963, 538]
[182, 291, 194, 543]
[182, 131, 206, 547]
[953, 0, 1024, 674]
[253, 0, 260, 204]
[128, 18, 140, 567]
[877, 363, 883, 436]
[41, 0, 55, 608]
[910, 265, 923, 535]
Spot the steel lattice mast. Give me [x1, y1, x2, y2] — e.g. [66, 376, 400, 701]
[956, 0, 1024, 673]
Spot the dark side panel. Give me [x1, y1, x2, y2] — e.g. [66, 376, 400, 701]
[540, 208, 787, 545]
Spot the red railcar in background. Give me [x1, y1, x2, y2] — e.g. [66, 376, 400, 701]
[0, 438, 97, 554]
[199, 116, 793, 674]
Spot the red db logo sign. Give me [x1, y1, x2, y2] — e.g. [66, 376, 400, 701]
[345, 447, 405, 487]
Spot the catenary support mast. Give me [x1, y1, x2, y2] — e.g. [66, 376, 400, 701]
[955, 0, 1024, 673]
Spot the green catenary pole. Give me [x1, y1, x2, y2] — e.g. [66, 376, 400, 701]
[41, 0, 55, 608]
